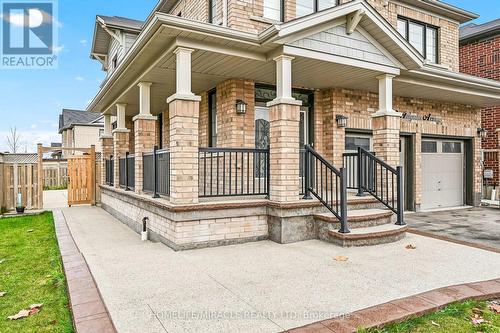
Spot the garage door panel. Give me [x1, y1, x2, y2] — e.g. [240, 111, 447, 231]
[421, 140, 464, 210]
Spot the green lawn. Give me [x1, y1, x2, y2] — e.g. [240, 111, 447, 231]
[0, 212, 73, 333]
[358, 300, 500, 333]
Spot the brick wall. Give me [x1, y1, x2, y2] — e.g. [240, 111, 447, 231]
[460, 34, 500, 185]
[170, 0, 208, 21]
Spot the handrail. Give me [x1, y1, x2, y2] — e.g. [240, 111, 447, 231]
[357, 147, 405, 226]
[303, 145, 349, 233]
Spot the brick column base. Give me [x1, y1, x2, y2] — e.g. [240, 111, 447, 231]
[100, 136, 113, 185]
[113, 130, 130, 188]
[269, 103, 301, 202]
[372, 114, 401, 167]
[133, 115, 157, 194]
[168, 98, 200, 204]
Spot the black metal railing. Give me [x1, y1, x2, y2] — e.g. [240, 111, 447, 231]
[343, 151, 375, 190]
[303, 145, 349, 233]
[357, 147, 405, 225]
[143, 147, 170, 197]
[105, 157, 114, 186]
[199, 147, 270, 197]
[300, 148, 306, 195]
[118, 153, 135, 190]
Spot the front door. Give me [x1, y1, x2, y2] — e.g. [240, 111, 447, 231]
[67, 155, 94, 206]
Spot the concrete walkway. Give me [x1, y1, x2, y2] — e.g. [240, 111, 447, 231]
[406, 207, 500, 250]
[43, 189, 68, 209]
[61, 206, 500, 333]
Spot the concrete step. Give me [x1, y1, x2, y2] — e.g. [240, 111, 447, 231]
[314, 208, 394, 229]
[326, 224, 408, 247]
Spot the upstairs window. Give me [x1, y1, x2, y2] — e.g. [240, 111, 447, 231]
[397, 17, 438, 64]
[263, 0, 283, 21]
[295, 0, 338, 18]
[209, 0, 217, 23]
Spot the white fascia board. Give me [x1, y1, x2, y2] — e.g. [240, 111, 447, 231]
[283, 45, 401, 75]
[175, 37, 266, 61]
[395, 76, 500, 102]
[410, 67, 500, 92]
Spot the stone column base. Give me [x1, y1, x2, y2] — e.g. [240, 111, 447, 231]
[133, 115, 157, 194]
[168, 97, 200, 204]
[269, 102, 301, 202]
[113, 129, 130, 188]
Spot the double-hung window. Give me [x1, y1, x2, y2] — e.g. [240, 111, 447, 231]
[263, 0, 283, 21]
[397, 16, 438, 64]
[295, 0, 338, 18]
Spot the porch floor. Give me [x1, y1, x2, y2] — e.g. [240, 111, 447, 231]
[60, 206, 500, 333]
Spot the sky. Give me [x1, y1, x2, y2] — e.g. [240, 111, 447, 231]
[0, 0, 498, 153]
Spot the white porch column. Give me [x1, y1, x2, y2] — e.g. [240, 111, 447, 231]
[268, 55, 302, 202]
[116, 103, 128, 130]
[113, 103, 130, 188]
[372, 74, 401, 167]
[134, 82, 157, 194]
[137, 82, 153, 116]
[167, 47, 201, 204]
[102, 114, 112, 137]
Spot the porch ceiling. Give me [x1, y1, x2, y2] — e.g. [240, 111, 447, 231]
[115, 52, 389, 116]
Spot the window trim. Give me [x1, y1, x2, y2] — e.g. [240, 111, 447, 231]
[397, 16, 439, 64]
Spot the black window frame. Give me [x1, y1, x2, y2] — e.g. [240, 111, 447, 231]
[397, 16, 439, 64]
[209, 0, 217, 24]
[294, 0, 339, 19]
[208, 89, 217, 147]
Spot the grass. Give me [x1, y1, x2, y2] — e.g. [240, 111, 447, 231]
[0, 212, 73, 333]
[358, 300, 500, 333]
[43, 186, 68, 191]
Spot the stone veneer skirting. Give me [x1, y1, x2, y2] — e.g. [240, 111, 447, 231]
[99, 186, 349, 250]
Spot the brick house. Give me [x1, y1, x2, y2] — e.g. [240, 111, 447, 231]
[459, 19, 500, 200]
[87, 0, 500, 250]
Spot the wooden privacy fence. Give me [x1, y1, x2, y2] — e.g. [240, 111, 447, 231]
[0, 154, 40, 211]
[43, 159, 68, 188]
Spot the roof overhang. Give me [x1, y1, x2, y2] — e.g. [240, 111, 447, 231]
[90, 16, 142, 61]
[86, 1, 500, 114]
[395, 0, 478, 24]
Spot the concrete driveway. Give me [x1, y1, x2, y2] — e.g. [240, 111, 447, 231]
[406, 207, 500, 251]
[59, 206, 500, 333]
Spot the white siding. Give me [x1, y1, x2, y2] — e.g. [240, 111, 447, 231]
[73, 125, 103, 154]
[289, 24, 396, 67]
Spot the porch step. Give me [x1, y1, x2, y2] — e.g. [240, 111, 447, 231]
[314, 208, 394, 229]
[327, 224, 408, 247]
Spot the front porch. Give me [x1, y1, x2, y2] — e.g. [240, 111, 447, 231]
[92, 1, 500, 250]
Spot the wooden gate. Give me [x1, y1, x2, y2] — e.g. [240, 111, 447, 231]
[67, 155, 95, 206]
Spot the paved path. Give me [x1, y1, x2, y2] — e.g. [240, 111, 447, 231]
[43, 189, 68, 209]
[62, 206, 500, 333]
[406, 207, 500, 250]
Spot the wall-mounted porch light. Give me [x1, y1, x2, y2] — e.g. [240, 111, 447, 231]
[336, 114, 348, 128]
[477, 128, 487, 139]
[236, 99, 247, 114]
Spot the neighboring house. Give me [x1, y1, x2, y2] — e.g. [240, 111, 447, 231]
[459, 19, 500, 200]
[58, 109, 104, 157]
[87, 0, 500, 250]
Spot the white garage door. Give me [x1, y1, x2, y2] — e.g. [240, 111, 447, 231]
[421, 140, 464, 210]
